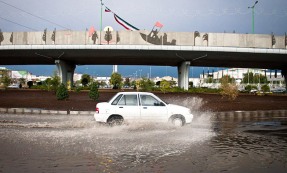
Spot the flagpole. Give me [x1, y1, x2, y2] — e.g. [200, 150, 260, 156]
[100, 0, 103, 44]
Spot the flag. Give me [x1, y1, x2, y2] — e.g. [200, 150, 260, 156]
[105, 7, 111, 12]
[114, 14, 139, 31]
[89, 26, 95, 37]
[155, 21, 163, 28]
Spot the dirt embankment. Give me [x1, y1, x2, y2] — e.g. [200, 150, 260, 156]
[0, 89, 286, 112]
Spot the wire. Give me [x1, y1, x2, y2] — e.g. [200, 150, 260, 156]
[0, 0, 70, 30]
[0, 16, 38, 31]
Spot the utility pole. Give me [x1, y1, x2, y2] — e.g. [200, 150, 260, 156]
[248, 1, 259, 34]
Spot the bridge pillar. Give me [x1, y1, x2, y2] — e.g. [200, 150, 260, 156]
[55, 60, 76, 88]
[178, 61, 190, 90]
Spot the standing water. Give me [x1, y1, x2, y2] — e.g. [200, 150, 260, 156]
[0, 97, 286, 172]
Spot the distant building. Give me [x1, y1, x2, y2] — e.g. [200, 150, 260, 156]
[200, 68, 285, 89]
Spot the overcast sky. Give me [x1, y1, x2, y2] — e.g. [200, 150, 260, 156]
[1, 0, 287, 77]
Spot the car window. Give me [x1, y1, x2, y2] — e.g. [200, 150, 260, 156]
[140, 95, 163, 106]
[118, 95, 138, 106]
[111, 94, 123, 105]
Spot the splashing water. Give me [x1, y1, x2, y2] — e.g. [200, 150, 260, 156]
[164, 96, 205, 111]
[0, 97, 216, 170]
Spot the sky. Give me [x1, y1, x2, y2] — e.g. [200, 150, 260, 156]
[1, 0, 287, 77]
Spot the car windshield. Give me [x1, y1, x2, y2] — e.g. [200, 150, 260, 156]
[110, 94, 123, 105]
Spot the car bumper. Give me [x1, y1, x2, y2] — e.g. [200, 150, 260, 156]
[94, 113, 109, 123]
[184, 113, 194, 124]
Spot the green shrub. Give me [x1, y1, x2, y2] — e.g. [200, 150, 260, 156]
[160, 80, 170, 94]
[245, 85, 258, 92]
[56, 83, 69, 100]
[31, 85, 47, 90]
[261, 84, 270, 93]
[169, 87, 185, 93]
[73, 86, 82, 93]
[89, 82, 99, 101]
[139, 78, 155, 92]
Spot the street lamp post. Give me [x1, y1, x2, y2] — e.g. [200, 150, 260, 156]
[248, 1, 259, 34]
[100, 0, 103, 44]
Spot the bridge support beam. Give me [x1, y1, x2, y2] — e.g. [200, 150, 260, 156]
[178, 61, 190, 90]
[55, 60, 76, 88]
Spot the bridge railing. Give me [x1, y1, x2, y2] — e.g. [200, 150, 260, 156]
[0, 30, 286, 49]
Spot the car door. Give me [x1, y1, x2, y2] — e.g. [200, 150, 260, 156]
[139, 94, 168, 122]
[115, 94, 141, 122]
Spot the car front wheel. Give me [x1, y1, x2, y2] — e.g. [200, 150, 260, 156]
[170, 115, 186, 127]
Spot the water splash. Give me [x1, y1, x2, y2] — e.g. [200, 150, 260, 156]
[0, 96, 216, 169]
[164, 96, 205, 111]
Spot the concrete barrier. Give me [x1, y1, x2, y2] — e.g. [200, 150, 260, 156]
[0, 108, 95, 115]
[1, 30, 286, 50]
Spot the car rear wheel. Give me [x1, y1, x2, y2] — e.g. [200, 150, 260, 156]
[108, 117, 124, 126]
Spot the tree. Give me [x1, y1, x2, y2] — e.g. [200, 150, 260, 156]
[19, 78, 26, 87]
[124, 77, 131, 87]
[242, 72, 268, 84]
[89, 82, 99, 101]
[81, 74, 91, 87]
[50, 75, 61, 92]
[169, 80, 177, 87]
[139, 78, 155, 91]
[27, 81, 33, 88]
[160, 80, 171, 94]
[245, 85, 258, 92]
[1, 71, 11, 89]
[98, 81, 107, 88]
[131, 80, 137, 90]
[261, 84, 270, 93]
[205, 77, 213, 83]
[110, 72, 123, 89]
[219, 75, 235, 83]
[56, 83, 69, 100]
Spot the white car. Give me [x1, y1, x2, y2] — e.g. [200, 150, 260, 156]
[94, 92, 193, 126]
[8, 84, 20, 88]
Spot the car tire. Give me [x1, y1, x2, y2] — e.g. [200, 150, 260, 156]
[108, 117, 124, 126]
[170, 115, 185, 127]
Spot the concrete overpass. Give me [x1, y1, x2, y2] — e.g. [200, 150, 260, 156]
[0, 30, 286, 90]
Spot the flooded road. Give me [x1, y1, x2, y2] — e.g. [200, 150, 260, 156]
[0, 112, 286, 173]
